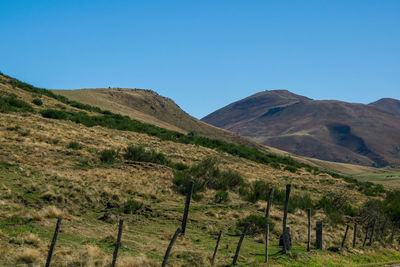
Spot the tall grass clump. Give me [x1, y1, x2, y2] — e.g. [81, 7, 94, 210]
[237, 215, 275, 235]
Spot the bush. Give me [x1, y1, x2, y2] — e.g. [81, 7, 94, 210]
[40, 109, 67, 119]
[32, 98, 43, 106]
[100, 149, 118, 164]
[317, 193, 356, 225]
[239, 180, 270, 203]
[237, 215, 275, 235]
[67, 141, 82, 150]
[123, 145, 170, 165]
[0, 94, 33, 113]
[121, 199, 143, 214]
[173, 157, 244, 200]
[214, 190, 229, 203]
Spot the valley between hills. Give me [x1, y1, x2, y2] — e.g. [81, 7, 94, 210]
[1, 73, 400, 266]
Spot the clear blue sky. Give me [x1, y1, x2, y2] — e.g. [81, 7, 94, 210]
[1, 0, 399, 119]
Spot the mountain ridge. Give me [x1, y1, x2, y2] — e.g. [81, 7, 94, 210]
[202, 90, 400, 167]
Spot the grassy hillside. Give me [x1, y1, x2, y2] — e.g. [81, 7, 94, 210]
[1, 74, 400, 266]
[52, 88, 264, 150]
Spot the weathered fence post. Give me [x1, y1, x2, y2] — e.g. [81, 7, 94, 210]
[307, 208, 311, 252]
[341, 224, 350, 249]
[316, 221, 323, 250]
[181, 181, 194, 236]
[232, 223, 249, 265]
[45, 217, 62, 267]
[111, 219, 124, 267]
[265, 224, 270, 264]
[353, 222, 358, 248]
[282, 184, 291, 254]
[390, 224, 396, 244]
[380, 218, 388, 241]
[368, 219, 376, 246]
[265, 188, 274, 218]
[211, 230, 222, 266]
[363, 225, 369, 247]
[162, 227, 182, 267]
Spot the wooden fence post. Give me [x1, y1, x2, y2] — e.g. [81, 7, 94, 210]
[316, 221, 323, 250]
[181, 181, 194, 236]
[353, 222, 357, 248]
[363, 225, 369, 247]
[45, 217, 62, 267]
[162, 227, 182, 267]
[111, 219, 124, 267]
[232, 223, 249, 265]
[341, 224, 350, 249]
[368, 219, 376, 246]
[211, 230, 222, 266]
[307, 208, 311, 252]
[265, 224, 270, 264]
[390, 224, 396, 244]
[265, 188, 274, 218]
[282, 184, 291, 254]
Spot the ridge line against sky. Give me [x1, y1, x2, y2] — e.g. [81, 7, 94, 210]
[1, 0, 399, 119]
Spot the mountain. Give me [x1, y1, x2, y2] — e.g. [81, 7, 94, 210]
[202, 90, 400, 167]
[369, 98, 400, 116]
[53, 88, 263, 149]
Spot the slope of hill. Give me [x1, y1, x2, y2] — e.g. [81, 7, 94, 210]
[202, 90, 400, 167]
[53, 88, 263, 149]
[369, 98, 400, 116]
[2, 74, 400, 266]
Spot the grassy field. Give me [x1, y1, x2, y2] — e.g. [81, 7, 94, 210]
[1, 74, 400, 266]
[355, 171, 400, 189]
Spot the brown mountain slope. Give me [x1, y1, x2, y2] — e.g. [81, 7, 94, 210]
[369, 98, 400, 116]
[53, 88, 262, 149]
[202, 90, 400, 167]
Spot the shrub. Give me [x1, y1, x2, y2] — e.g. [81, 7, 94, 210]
[173, 157, 244, 199]
[214, 190, 229, 203]
[121, 199, 143, 214]
[100, 149, 118, 164]
[40, 109, 67, 119]
[67, 141, 82, 150]
[317, 193, 356, 225]
[237, 215, 275, 235]
[32, 98, 43, 106]
[239, 180, 270, 203]
[0, 94, 33, 113]
[123, 145, 170, 165]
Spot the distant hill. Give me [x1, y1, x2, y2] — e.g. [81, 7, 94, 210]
[53, 88, 262, 149]
[369, 98, 400, 116]
[202, 90, 400, 167]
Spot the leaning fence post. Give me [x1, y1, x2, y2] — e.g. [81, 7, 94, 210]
[232, 223, 249, 265]
[265, 188, 274, 218]
[282, 184, 291, 254]
[162, 227, 182, 267]
[45, 217, 62, 267]
[265, 224, 270, 264]
[111, 219, 124, 267]
[307, 208, 311, 252]
[181, 181, 194, 236]
[211, 230, 222, 266]
[316, 221, 323, 250]
[341, 224, 350, 249]
[353, 222, 358, 248]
